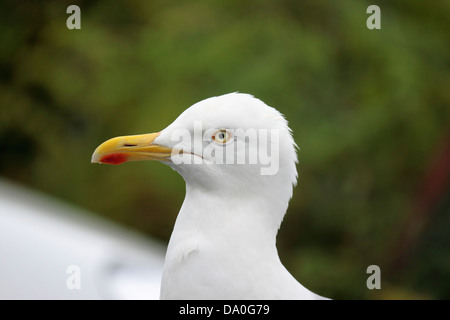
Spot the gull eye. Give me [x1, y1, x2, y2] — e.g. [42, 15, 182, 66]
[212, 129, 232, 144]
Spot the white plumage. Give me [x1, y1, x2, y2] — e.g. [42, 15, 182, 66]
[92, 93, 328, 299]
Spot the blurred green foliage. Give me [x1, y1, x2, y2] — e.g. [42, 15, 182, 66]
[0, 0, 449, 299]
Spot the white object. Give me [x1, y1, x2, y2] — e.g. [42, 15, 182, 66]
[0, 178, 164, 299]
[92, 93, 328, 299]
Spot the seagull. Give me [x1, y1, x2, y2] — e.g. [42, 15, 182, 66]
[91, 93, 327, 299]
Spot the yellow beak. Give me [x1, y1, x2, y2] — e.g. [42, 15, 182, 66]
[91, 132, 172, 164]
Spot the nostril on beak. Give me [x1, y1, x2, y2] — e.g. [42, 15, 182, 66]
[123, 144, 137, 147]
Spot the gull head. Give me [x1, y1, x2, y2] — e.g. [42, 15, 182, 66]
[92, 93, 298, 201]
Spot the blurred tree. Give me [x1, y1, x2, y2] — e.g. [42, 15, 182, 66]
[0, 0, 448, 299]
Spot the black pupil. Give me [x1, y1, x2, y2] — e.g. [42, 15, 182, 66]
[218, 132, 225, 139]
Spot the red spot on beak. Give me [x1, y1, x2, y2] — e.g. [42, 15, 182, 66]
[99, 153, 128, 165]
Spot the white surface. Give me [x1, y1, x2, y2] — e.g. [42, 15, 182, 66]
[0, 178, 165, 299]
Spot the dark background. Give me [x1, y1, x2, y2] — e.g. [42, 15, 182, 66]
[0, 0, 449, 299]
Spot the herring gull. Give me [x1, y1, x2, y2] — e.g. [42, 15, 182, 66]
[91, 93, 328, 300]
